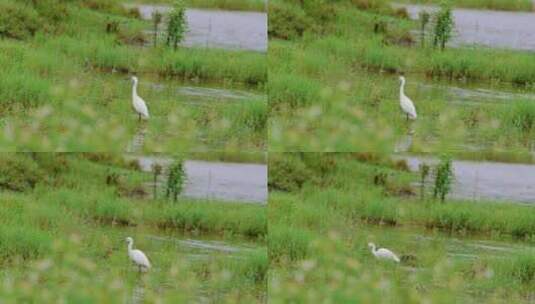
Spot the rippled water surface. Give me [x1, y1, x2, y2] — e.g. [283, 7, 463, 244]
[125, 4, 267, 52]
[399, 155, 535, 204]
[397, 3, 535, 51]
[129, 155, 267, 204]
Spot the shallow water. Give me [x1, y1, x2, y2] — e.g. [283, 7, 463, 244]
[183, 160, 267, 204]
[117, 75, 265, 153]
[386, 73, 535, 153]
[146, 234, 259, 258]
[411, 79, 535, 106]
[117, 227, 264, 303]
[144, 80, 265, 105]
[128, 155, 268, 204]
[125, 4, 267, 52]
[398, 155, 535, 204]
[363, 224, 532, 262]
[396, 3, 535, 51]
[126, 125, 148, 154]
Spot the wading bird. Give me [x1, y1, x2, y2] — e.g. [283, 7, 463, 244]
[131, 76, 150, 121]
[368, 242, 400, 263]
[399, 76, 417, 121]
[126, 237, 151, 272]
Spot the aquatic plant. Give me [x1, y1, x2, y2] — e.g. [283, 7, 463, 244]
[152, 10, 163, 46]
[506, 100, 535, 136]
[166, 160, 185, 202]
[433, 155, 453, 202]
[432, 2, 454, 50]
[268, 154, 309, 192]
[419, 10, 430, 47]
[105, 19, 119, 34]
[166, 1, 187, 50]
[152, 163, 163, 199]
[268, 1, 310, 40]
[419, 162, 430, 200]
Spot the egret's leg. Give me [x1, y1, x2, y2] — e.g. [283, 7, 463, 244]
[138, 114, 141, 122]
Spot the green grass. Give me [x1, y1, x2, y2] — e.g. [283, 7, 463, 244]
[270, 153, 535, 240]
[0, 0, 266, 151]
[0, 153, 266, 302]
[123, 0, 266, 11]
[397, 0, 533, 11]
[268, 0, 535, 153]
[185, 0, 266, 11]
[186, 152, 267, 163]
[268, 153, 535, 302]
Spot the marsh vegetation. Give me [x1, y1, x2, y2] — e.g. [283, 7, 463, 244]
[0, 0, 267, 151]
[268, 153, 535, 302]
[0, 153, 267, 302]
[269, 0, 535, 157]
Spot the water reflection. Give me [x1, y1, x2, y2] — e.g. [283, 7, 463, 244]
[130, 277, 146, 304]
[126, 125, 148, 153]
[394, 133, 413, 153]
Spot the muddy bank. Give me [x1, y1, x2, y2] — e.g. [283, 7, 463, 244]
[398, 155, 535, 204]
[397, 3, 535, 51]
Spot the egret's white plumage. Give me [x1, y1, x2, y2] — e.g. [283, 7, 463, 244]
[399, 76, 417, 120]
[368, 242, 400, 263]
[126, 237, 151, 272]
[131, 76, 149, 121]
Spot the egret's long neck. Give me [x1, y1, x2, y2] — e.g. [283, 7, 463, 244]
[370, 245, 377, 255]
[132, 81, 138, 98]
[128, 242, 133, 253]
[400, 80, 405, 97]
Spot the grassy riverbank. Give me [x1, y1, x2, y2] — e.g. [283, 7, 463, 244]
[397, 0, 533, 11]
[269, 0, 535, 153]
[185, 0, 265, 11]
[268, 153, 535, 302]
[0, 0, 266, 151]
[0, 153, 267, 302]
[123, 0, 266, 11]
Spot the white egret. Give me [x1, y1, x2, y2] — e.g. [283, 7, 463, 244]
[368, 242, 400, 263]
[399, 76, 417, 121]
[131, 76, 150, 121]
[126, 237, 151, 272]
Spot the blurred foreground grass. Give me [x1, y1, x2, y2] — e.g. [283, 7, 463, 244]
[268, 153, 535, 302]
[0, 153, 267, 302]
